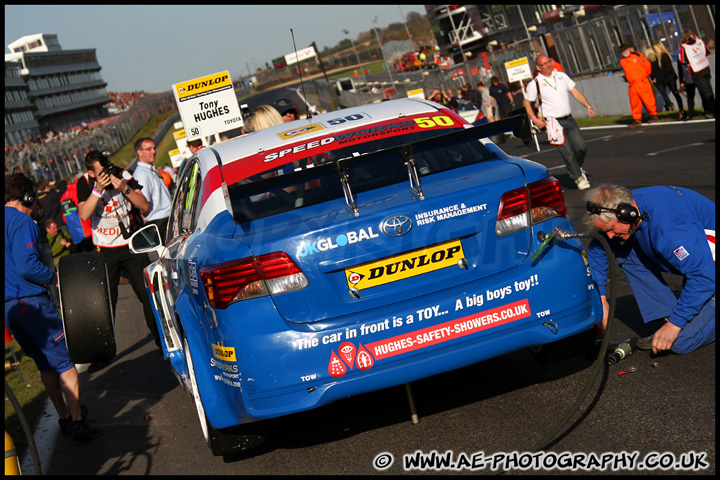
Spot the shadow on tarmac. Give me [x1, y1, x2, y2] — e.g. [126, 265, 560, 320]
[42, 334, 176, 475]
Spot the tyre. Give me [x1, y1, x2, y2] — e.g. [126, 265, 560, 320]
[58, 252, 115, 364]
[184, 336, 266, 456]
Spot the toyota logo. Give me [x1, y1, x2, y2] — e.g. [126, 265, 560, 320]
[381, 215, 412, 237]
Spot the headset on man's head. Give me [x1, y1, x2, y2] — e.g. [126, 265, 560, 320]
[21, 187, 37, 208]
[586, 201, 642, 226]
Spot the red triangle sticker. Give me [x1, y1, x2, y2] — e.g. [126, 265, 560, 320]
[338, 342, 356, 369]
[328, 350, 347, 378]
[355, 343, 375, 370]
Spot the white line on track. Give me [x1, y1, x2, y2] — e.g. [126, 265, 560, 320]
[646, 142, 705, 156]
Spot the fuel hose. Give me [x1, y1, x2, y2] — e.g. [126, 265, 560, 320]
[528, 229, 618, 451]
[492, 228, 619, 474]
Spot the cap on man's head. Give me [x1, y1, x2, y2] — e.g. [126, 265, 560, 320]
[618, 44, 632, 53]
[273, 98, 299, 117]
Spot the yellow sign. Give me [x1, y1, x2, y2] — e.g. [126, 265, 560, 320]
[173, 129, 186, 140]
[212, 344, 236, 362]
[407, 88, 426, 100]
[504, 57, 532, 83]
[174, 71, 232, 102]
[345, 240, 464, 290]
[505, 57, 529, 68]
[171, 69, 243, 140]
[276, 124, 325, 140]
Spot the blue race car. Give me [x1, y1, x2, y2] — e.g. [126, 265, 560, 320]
[129, 98, 601, 455]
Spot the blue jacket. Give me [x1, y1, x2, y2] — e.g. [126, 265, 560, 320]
[587, 186, 715, 329]
[5, 206, 55, 301]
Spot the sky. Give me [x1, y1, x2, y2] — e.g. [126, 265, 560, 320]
[5, 4, 425, 93]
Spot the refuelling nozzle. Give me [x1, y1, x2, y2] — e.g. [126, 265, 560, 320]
[607, 337, 639, 364]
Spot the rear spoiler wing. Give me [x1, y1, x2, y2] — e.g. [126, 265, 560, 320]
[230, 115, 525, 217]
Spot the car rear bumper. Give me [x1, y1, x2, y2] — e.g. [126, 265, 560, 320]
[196, 238, 599, 428]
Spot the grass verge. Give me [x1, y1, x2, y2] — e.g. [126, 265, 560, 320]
[110, 108, 178, 170]
[574, 109, 699, 128]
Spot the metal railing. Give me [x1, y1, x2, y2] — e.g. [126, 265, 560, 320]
[5, 92, 176, 183]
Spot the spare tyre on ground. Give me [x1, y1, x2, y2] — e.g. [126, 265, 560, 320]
[58, 251, 115, 364]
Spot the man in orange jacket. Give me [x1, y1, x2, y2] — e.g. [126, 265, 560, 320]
[619, 44, 660, 128]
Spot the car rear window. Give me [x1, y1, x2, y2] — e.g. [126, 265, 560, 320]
[228, 127, 497, 223]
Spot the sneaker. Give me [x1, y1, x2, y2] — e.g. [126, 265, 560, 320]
[704, 113, 714, 119]
[71, 419, 101, 441]
[628, 120, 642, 128]
[59, 404, 89, 435]
[647, 115, 660, 124]
[575, 175, 591, 191]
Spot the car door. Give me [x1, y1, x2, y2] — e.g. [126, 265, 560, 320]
[164, 160, 203, 319]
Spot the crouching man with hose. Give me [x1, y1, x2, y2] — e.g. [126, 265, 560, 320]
[584, 184, 715, 355]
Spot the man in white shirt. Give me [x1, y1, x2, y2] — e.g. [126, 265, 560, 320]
[523, 55, 596, 190]
[132, 137, 172, 241]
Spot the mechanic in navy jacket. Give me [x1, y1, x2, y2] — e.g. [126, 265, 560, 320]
[584, 184, 715, 355]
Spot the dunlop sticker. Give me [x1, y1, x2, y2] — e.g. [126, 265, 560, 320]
[212, 343, 236, 362]
[345, 240, 463, 290]
[174, 71, 232, 102]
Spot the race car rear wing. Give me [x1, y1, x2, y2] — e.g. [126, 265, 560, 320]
[228, 115, 524, 222]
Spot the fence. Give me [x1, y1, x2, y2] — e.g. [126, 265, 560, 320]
[5, 92, 176, 183]
[311, 4, 715, 116]
[312, 54, 715, 121]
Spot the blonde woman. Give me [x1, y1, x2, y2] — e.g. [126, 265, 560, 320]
[243, 105, 284, 133]
[651, 41, 686, 120]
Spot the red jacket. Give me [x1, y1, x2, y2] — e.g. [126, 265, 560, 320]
[620, 51, 652, 84]
[60, 180, 92, 238]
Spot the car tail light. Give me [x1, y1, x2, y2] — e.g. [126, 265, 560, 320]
[200, 253, 308, 309]
[495, 177, 567, 236]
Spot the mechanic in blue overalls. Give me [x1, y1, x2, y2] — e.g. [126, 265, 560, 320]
[583, 184, 715, 355]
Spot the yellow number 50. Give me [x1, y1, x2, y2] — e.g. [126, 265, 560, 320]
[414, 116, 454, 128]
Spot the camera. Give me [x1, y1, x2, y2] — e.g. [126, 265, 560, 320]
[93, 149, 141, 192]
[98, 151, 123, 184]
[99, 151, 123, 178]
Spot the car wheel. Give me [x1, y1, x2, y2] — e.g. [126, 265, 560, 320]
[184, 336, 266, 456]
[58, 252, 115, 364]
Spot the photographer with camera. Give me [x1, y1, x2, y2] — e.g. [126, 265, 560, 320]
[77, 150, 161, 350]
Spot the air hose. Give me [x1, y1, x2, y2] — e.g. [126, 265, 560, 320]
[527, 228, 618, 453]
[5, 379, 42, 475]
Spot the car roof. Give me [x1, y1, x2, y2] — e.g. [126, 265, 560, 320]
[208, 98, 449, 167]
